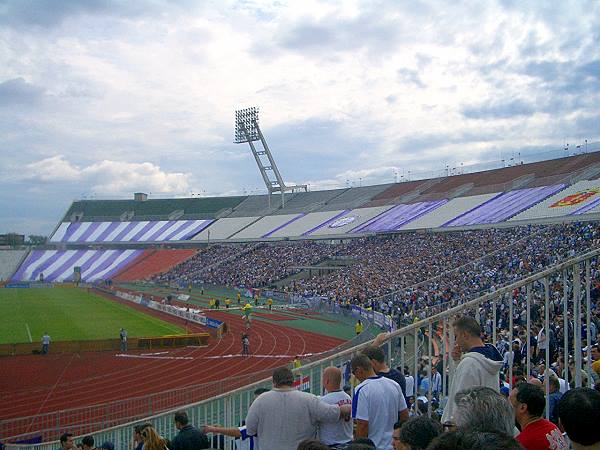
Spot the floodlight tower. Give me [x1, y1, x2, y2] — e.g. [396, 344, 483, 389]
[235, 107, 307, 207]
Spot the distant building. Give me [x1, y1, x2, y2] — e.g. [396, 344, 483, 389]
[0, 233, 25, 247]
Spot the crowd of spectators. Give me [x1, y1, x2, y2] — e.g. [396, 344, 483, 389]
[154, 223, 600, 317]
[153, 243, 258, 285]
[132, 222, 600, 449]
[62, 328, 599, 449]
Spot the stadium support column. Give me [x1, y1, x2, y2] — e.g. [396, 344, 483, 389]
[563, 269, 569, 388]
[585, 260, 592, 387]
[234, 107, 307, 209]
[573, 265, 582, 387]
[526, 284, 531, 379]
[544, 277, 550, 419]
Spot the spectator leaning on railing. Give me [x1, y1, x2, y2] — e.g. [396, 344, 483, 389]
[244, 367, 351, 450]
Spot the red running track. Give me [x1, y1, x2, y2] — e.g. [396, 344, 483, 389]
[0, 303, 344, 427]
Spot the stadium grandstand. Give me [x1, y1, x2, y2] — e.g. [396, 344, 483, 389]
[1, 149, 600, 450]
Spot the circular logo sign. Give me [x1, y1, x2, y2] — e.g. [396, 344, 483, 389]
[328, 216, 357, 228]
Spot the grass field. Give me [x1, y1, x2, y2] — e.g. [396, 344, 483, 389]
[0, 287, 184, 344]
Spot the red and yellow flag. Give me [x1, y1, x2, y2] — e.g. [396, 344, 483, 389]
[549, 188, 600, 208]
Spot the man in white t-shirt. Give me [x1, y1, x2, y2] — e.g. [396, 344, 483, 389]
[204, 387, 270, 450]
[245, 367, 351, 450]
[351, 354, 408, 450]
[319, 367, 352, 447]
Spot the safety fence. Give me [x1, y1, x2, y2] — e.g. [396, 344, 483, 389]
[3, 246, 599, 449]
[0, 333, 208, 357]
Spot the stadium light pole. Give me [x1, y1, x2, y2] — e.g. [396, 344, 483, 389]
[234, 107, 306, 208]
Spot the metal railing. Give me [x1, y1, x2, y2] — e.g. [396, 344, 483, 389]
[3, 247, 598, 449]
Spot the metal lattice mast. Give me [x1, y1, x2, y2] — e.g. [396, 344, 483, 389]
[235, 107, 306, 207]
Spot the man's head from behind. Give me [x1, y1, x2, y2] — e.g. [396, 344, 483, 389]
[351, 354, 375, 382]
[297, 439, 328, 450]
[174, 410, 189, 430]
[322, 366, 342, 393]
[548, 374, 560, 393]
[557, 387, 600, 448]
[394, 416, 442, 450]
[427, 430, 523, 450]
[362, 346, 386, 372]
[81, 436, 94, 450]
[60, 433, 74, 449]
[510, 382, 545, 425]
[272, 367, 294, 387]
[452, 316, 482, 352]
[454, 386, 515, 436]
[253, 387, 269, 398]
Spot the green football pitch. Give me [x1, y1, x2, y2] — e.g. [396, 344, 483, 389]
[0, 288, 184, 344]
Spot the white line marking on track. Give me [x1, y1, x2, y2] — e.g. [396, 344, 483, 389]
[115, 354, 193, 360]
[25, 323, 32, 343]
[203, 352, 322, 359]
[140, 351, 170, 356]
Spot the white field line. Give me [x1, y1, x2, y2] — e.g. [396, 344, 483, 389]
[25, 323, 32, 343]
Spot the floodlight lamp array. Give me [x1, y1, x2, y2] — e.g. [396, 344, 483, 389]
[234, 107, 260, 143]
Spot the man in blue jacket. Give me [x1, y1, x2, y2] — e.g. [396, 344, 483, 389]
[170, 410, 210, 450]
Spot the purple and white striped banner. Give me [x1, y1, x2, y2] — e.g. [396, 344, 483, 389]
[49, 220, 213, 243]
[11, 249, 143, 282]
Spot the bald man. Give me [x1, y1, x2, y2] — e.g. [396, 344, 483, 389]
[318, 367, 353, 447]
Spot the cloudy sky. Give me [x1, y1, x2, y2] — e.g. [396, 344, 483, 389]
[1, 0, 599, 235]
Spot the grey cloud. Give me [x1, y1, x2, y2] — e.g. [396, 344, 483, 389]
[461, 100, 535, 120]
[522, 59, 600, 95]
[275, 2, 428, 56]
[397, 68, 425, 88]
[260, 118, 376, 181]
[0, 0, 197, 28]
[0, 0, 114, 27]
[0, 78, 45, 107]
[279, 24, 335, 49]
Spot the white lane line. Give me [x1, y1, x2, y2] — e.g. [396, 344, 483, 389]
[116, 354, 193, 360]
[25, 323, 32, 343]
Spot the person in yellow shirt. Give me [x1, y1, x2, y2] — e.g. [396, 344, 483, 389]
[266, 298, 273, 311]
[293, 356, 302, 369]
[237, 292, 241, 305]
[225, 298, 231, 309]
[242, 303, 253, 329]
[208, 298, 215, 309]
[355, 319, 364, 335]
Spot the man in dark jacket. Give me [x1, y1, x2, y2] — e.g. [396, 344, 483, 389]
[170, 410, 210, 450]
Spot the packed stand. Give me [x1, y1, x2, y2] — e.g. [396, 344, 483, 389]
[156, 240, 336, 287]
[153, 243, 257, 285]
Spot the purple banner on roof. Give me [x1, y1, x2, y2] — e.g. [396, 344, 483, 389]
[570, 197, 600, 215]
[353, 200, 448, 233]
[444, 184, 566, 227]
[262, 214, 306, 238]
